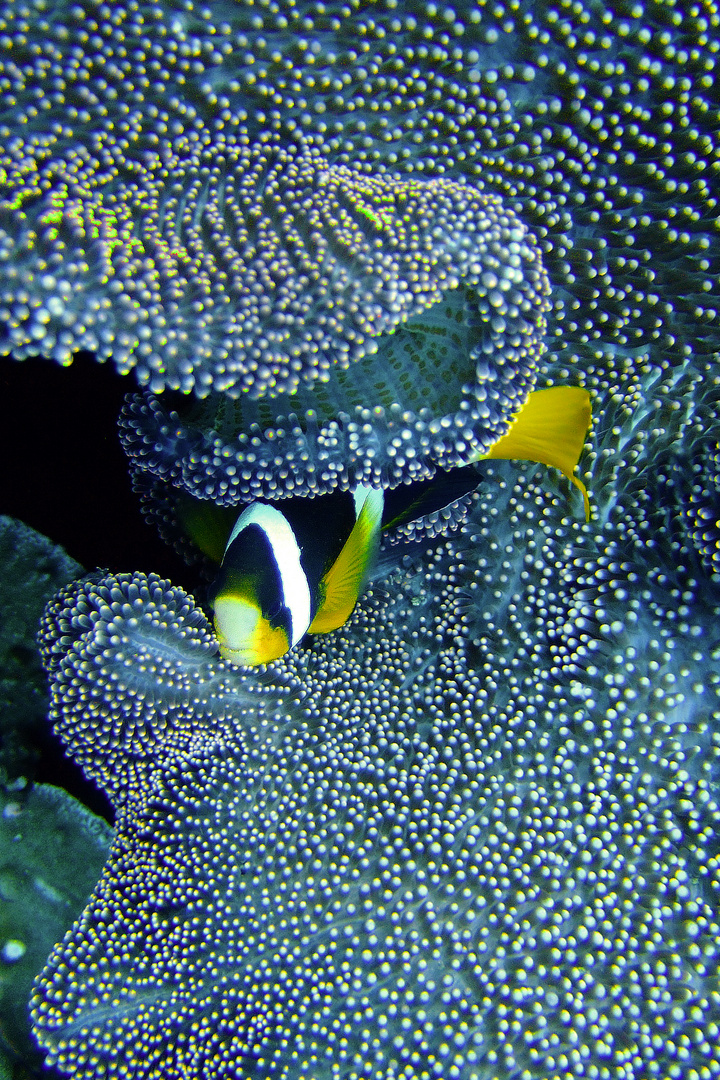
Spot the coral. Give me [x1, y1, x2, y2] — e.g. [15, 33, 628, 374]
[0, 518, 81, 781]
[0, 781, 112, 1070]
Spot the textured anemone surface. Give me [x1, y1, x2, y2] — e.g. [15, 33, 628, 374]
[117, 175, 549, 499]
[14, 0, 720, 1075]
[118, 197, 548, 499]
[685, 441, 720, 582]
[103, 0, 720, 503]
[1, 0, 715, 385]
[0, 2, 549, 402]
[32, 336, 720, 1078]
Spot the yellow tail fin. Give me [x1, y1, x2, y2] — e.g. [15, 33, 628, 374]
[477, 386, 592, 520]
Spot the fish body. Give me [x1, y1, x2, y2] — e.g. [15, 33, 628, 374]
[206, 385, 593, 666]
[210, 486, 384, 666]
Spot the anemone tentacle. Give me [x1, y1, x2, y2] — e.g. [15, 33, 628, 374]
[31, 342, 720, 1080]
[9, 0, 720, 1075]
[32, 373, 720, 1075]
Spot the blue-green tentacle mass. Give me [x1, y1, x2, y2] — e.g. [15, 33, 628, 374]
[31, 342, 720, 1076]
[0, 0, 716, 1075]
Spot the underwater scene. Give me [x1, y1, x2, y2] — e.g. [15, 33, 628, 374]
[0, 0, 719, 1076]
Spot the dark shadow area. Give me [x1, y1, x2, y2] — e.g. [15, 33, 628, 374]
[32, 717, 115, 825]
[0, 352, 194, 587]
[0, 351, 204, 821]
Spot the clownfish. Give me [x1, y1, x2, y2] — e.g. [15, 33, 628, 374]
[193, 386, 592, 667]
[208, 486, 385, 666]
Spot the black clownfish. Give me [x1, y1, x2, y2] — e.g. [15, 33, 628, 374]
[209, 486, 384, 666]
[191, 385, 592, 667]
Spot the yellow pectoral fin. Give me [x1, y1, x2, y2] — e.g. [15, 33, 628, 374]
[478, 386, 592, 521]
[308, 487, 384, 635]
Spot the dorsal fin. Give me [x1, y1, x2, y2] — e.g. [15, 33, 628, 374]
[381, 464, 482, 532]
